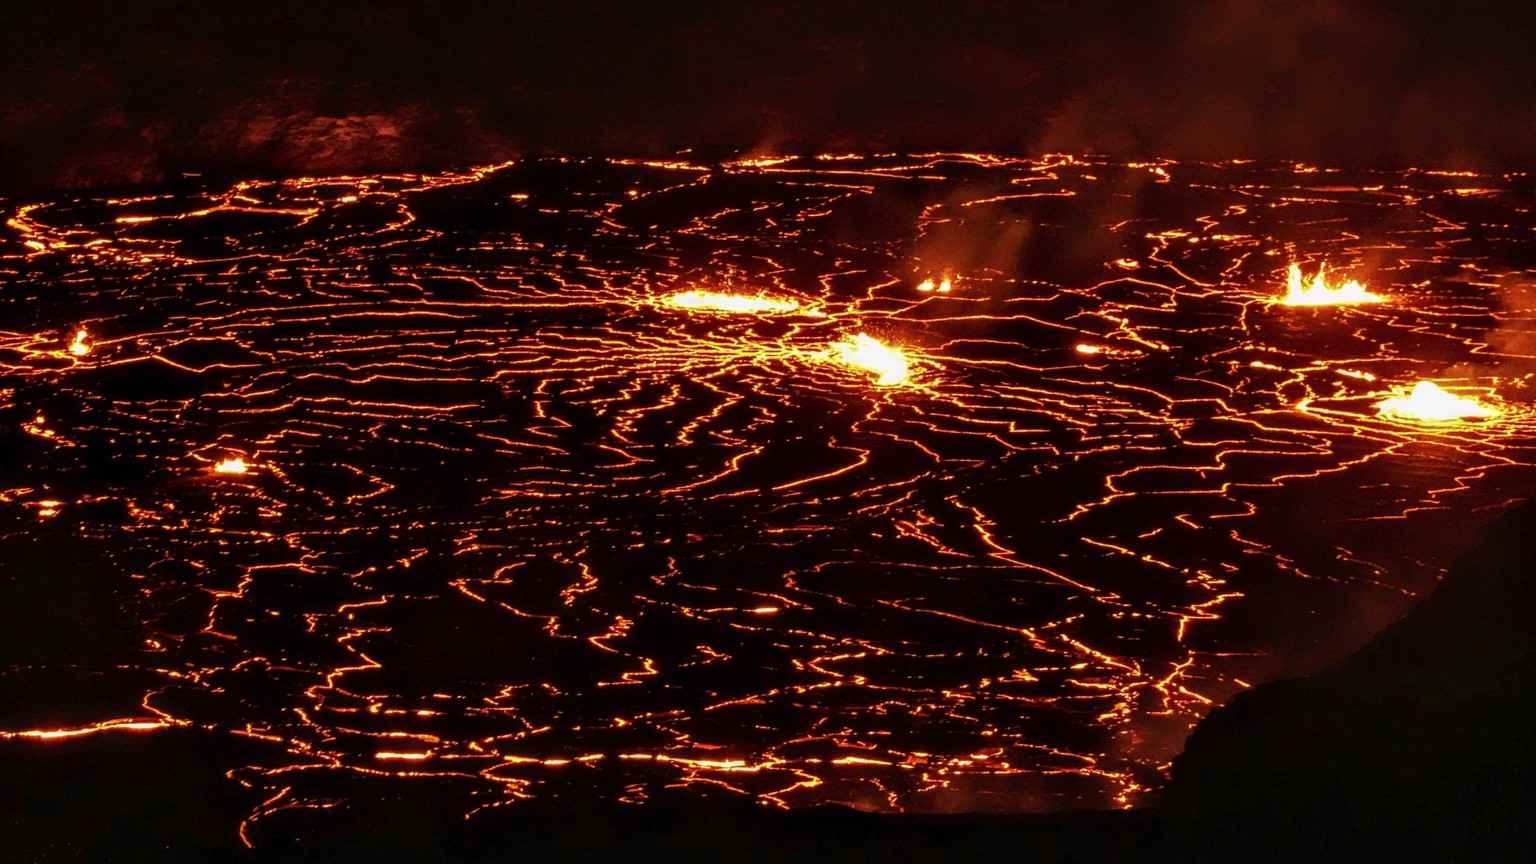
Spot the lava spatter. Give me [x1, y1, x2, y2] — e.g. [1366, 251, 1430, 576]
[1377, 380, 1500, 422]
[1279, 262, 1385, 306]
[833, 333, 912, 386]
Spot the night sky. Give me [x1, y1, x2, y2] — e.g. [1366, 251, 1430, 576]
[4, 0, 1536, 190]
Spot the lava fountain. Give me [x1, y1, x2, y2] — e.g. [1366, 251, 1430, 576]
[211, 457, 251, 474]
[1280, 263, 1384, 306]
[1377, 381, 1500, 422]
[833, 333, 912, 386]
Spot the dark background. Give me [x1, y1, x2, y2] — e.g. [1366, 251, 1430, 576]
[4, 0, 1536, 190]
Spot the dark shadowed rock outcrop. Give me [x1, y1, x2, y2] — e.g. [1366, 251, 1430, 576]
[1157, 497, 1536, 862]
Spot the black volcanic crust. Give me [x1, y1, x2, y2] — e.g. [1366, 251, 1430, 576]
[3, 500, 1532, 863]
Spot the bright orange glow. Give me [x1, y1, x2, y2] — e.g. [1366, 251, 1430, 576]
[664, 290, 800, 314]
[1377, 381, 1499, 422]
[731, 156, 797, 169]
[1, 719, 167, 740]
[834, 334, 911, 386]
[8, 153, 1536, 821]
[1280, 263, 1384, 306]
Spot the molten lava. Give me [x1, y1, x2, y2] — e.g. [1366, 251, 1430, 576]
[1280, 263, 1384, 306]
[212, 457, 250, 474]
[1377, 381, 1499, 422]
[665, 290, 800, 314]
[5, 153, 1535, 827]
[68, 329, 90, 356]
[834, 334, 911, 386]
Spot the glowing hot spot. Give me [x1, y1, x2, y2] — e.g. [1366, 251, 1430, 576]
[1377, 381, 1498, 422]
[835, 334, 911, 386]
[665, 290, 800, 314]
[1280, 263, 1384, 306]
[213, 457, 250, 474]
[68, 329, 90, 356]
[916, 276, 953, 293]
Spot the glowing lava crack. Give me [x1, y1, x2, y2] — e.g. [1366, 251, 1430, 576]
[2, 153, 1533, 823]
